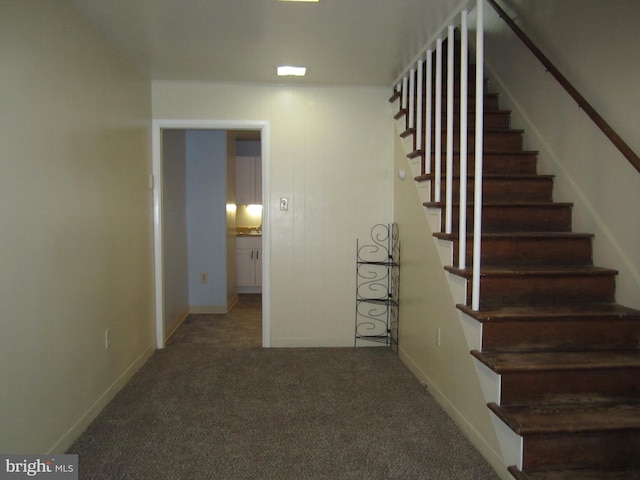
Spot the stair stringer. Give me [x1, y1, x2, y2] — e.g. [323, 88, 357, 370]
[394, 122, 517, 479]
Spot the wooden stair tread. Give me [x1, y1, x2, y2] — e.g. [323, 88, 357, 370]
[457, 303, 640, 322]
[412, 150, 540, 173]
[507, 466, 638, 480]
[411, 149, 540, 161]
[425, 109, 513, 116]
[488, 401, 640, 435]
[418, 173, 554, 181]
[393, 108, 407, 120]
[471, 349, 640, 373]
[424, 149, 539, 156]
[445, 264, 618, 278]
[422, 200, 573, 210]
[424, 201, 572, 208]
[433, 127, 524, 134]
[400, 127, 415, 138]
[424, 90, 497, 97]
[434, 231, 593, 241]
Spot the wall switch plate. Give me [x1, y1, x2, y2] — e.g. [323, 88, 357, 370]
[280, 197, 289, 211]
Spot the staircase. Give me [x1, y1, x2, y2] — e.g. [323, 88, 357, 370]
[391, 41, 640, 479]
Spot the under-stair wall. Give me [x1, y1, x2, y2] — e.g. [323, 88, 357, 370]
[393, 125, 510, 479]
[478, 1, 640, 310]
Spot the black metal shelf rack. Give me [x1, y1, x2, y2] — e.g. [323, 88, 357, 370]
[354, 224, 400, 351]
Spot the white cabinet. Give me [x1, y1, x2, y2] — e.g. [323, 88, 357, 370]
[236, 236, 262, 292]
[236, 156, 262, 205]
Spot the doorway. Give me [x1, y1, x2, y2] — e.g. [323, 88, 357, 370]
[151, 119, 270, 349]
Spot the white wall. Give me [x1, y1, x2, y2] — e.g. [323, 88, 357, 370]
[153, 82, 393, 346]
[480, 0, 640, 309]
[186, 130, 228, 311]
[0, 0, 154, 453]
[162, 129, 189, 333]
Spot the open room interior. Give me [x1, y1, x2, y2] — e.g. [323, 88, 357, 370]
[3, 1, 639, 478]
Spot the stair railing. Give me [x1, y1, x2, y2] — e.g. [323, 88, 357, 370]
[486, 0, 640, 176]
[394, 0, 484, 310]
[395, 0, 639, 312]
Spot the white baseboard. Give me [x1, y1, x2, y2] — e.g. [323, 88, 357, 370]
[227, 294, 239, 312]
[165, 307, 190, 341]
[48, 344, 155, 454]
[189, 305, 227, 314]
[238, 286, 262, 294]
[398, 346, 511, 480]
[270, 338, 354, 348]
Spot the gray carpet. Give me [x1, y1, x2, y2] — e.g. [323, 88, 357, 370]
[68, 298, 500, 479]
[167, 294, 263, 348]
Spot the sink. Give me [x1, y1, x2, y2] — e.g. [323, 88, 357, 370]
[236, 227, 262, 236]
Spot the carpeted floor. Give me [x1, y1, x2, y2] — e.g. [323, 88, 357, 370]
[68, 295, 500, 479]
[167, 294, 262, 348]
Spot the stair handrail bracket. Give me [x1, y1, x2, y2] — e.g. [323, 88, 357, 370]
[486, 0, 640, 176]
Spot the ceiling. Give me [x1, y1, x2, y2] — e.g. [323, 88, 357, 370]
[69, 0, 464, 86]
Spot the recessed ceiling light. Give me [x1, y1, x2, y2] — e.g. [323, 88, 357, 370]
[277, 66, 307, 77]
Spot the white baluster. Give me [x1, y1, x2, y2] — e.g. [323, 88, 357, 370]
[416, 60, 424, 151]
[472, 0, 484, 311]
[459, 10, 469, 269]
[445, 25, 455, 234]
[409, 68, 416, 129]
[401, 76, 408, 111]
[425, 50, 433, 177]
[434, 38, 443, 202]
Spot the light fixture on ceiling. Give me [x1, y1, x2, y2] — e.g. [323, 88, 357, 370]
[277, 66, 307, 77]
[246, 204, 263, 216]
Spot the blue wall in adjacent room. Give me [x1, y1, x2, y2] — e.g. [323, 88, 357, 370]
[186, 130, 227, 308]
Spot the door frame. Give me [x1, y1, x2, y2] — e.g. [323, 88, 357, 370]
[151, 119, 270, 348]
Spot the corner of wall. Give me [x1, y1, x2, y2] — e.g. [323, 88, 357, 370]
[51, 345, 155, 453]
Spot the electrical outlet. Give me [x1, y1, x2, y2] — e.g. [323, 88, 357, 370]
[435, 328, 441, 347]
[279, 197, 289, 211]
[200, 272, 208, 284]
[105, 329, 111, 349]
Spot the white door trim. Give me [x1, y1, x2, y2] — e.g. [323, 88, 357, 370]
[151, 119, 271, 349]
